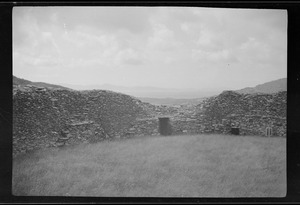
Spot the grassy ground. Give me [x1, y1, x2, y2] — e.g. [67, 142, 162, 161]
[12, 134, 286, 197]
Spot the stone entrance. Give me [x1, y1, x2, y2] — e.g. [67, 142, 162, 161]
[159, 117, 172, 136]
[231, 127, 240, 135]
[266, 127, 273, 137]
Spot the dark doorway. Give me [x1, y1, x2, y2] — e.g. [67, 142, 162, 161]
[159, 117, 172, 136]
[231, 127, 239, 135]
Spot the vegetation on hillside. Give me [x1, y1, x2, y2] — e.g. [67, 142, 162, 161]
[13, 75, 71, 90]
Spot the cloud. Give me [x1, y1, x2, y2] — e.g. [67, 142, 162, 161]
[236, 37, 272, 64]
[29, 7, 155, 34]
[13, 7, 287, 89]
[164, 57, 175, 64]
[147, 23, 182, 51]
[115, 48, 144, 66]
[192, 48, 238, 63]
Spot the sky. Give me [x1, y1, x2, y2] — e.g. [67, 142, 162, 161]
[13, 6, 287, 91]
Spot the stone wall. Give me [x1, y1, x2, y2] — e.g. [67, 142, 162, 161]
[124, 103, 200, 136]
[123, 91, 286, 137]
[13, 86, 286, 158]
[124, 118, 159, 137]
[13, 86, 148, 157]
[195, 91, 287, 136]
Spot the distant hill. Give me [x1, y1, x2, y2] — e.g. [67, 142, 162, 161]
[235, 78, 287, 94]
[13, 76, 72, 90]
[13, 76, 32, 86]
[13, 76, 219, 98]
[61, 83, 220, 99]
[138, 97, 206, 106]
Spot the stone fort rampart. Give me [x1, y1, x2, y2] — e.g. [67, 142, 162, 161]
[13, 86, 286, 158]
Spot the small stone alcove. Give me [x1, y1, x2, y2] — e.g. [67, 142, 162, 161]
[231, 127, 240, 135]
[158, 117, 172, 136]
[265, 127, 273, 137]
[51, 98, 58, 108]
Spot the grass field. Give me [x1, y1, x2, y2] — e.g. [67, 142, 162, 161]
[12, 134, 286, 197]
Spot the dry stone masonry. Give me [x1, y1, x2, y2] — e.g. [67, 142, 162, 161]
[13, 85, 286, 158]
[195, 90, 286, 137]
[13, 86, 148, 157]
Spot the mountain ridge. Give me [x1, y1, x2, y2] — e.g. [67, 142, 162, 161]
[13, 76, 72, 90]
[235, 78, 286, 94]
[13, 75, 287, 98]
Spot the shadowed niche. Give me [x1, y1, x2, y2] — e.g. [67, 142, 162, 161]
[158, 117, 172, 136]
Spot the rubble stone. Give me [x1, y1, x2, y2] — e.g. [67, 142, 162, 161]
[195, 91, 286, 137]
[13, 87, 148, 157]
[13, 86, 286, 158]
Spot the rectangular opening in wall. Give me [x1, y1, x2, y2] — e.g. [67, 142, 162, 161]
[231, 127, 239, 135]
[51, 99, 58, 108]
[266, 127, 273, 137]
[158, 117, 172, 136]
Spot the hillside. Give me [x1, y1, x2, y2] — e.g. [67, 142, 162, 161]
[61, 83, 220, 99]
[236, 78, 287, 94]
[13, 75, 72, 90]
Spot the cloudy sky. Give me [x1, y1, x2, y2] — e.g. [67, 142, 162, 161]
[13, 7, 287, 91]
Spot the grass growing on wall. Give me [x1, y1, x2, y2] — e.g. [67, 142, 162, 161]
[12, 134, 286, 197]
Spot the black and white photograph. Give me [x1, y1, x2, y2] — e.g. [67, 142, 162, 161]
[12, 5, 287, 198]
